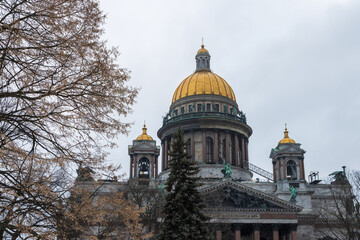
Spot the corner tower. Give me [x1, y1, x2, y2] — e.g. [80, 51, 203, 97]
[269, 125, 306, 184]
[129, 125, 160, 179]
[158, 45, 252, 180]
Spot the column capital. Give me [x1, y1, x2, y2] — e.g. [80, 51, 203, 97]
[253, 224, 261, 230]
[233, 223, 242, 230]
[290, 224, 297, 231]
[272, 224, 280, 230]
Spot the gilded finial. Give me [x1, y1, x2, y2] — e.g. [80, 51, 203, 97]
[284, 123, 289, 138]
[142, 123, 147, 134]
[201, 38, 204, 48]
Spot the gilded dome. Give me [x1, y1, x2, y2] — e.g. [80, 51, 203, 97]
[136, 125, 153, 141]
[278, 125, 296, 144]
[197, 44, 209, 54]
[171, 71, 236, 104]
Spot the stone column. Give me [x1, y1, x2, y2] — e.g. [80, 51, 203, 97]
[161, 142, 165, 172]
[273, 162, 277, 183]
[202, 130, 206, 163]
[235, 134, 240, 167]
[225, 131, 230, 164]
[253, 224, 260, 240]
[155, 156, 158, 178]
[130, 155, 133, 179]
[164, 140, 168, 169]
[244, 140, 249, 169]
[134, 155, 137, 178]
[291, 225, 298, 240]
[287, 232, 291, 240]
[191, 131, 195, 161]
[216, 230, 222, 240]
[299, 158, 305, 180]
[151, 155, 155, 178]
[282, 159, 286, 180]
[278, 159, 282, 181]
[272, 224, 279, 240]
[214, 131, 219, 164]
[241, 137, 245, 168]
[234, 224, 241, 240]
[297, 162, 301, 181]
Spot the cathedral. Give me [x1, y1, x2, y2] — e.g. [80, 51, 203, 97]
[127, 44, 348, 240]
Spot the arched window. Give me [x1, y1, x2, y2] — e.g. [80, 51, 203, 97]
[138, 157, 150, 179]
[206, 137, 214, 163]
[286, 160, 297, 180]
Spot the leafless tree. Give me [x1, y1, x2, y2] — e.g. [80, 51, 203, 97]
[314, 171, 360, 240]
[126, 180, 163, 235]
[0, 0, 140, 238]
[57, 180, 151, 240]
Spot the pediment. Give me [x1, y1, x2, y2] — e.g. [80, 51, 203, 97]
[132, 141, 156, 150]
[200, 180, 301, 212]
[280, 145, 305, 153]
[270, 145, 305, 158]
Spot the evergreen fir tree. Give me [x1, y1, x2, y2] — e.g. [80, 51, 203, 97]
[158, 128, 211, 240]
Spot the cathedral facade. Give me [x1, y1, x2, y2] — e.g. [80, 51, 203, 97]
[127, 45, 348, 240]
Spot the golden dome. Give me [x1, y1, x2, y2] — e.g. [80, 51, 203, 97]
[278, 125, 296, 144]
[197, 44, 209, 54]
[171, 71, 236, 104]
[136, 124, 153, 140]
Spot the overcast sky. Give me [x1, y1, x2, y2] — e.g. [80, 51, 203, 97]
[99, 0, 360, 180]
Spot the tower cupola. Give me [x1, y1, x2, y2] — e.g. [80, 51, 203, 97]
[136, 124, 153, 141]
[270, 125, 306, 184]
[129, 125, 160, 179]
[278, 124, 296, 145]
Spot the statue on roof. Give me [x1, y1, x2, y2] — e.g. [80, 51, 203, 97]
[76, 166, 95, 181]
[329, 166, 349, 185]
[221, 163, 232, 179]
[289, 185, 297, 202]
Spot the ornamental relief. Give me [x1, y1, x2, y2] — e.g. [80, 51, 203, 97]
[204, 186, 284, 210]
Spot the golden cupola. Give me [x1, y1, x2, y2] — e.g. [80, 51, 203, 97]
[136, 124, 153, 141]
[197, 44, 209, 54]
[171, 44, 236, 104]
[278, 125, 296, 144]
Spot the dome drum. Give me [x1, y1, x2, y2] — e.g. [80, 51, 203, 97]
[158, 117, 252, 140]
[158, 116, 252, 179]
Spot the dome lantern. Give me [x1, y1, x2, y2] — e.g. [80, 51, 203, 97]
[195, 44, 211, 72]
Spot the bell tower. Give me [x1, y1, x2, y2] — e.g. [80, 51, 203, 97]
[128, 125, 160, 179]
[269, 125, 306, 184]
